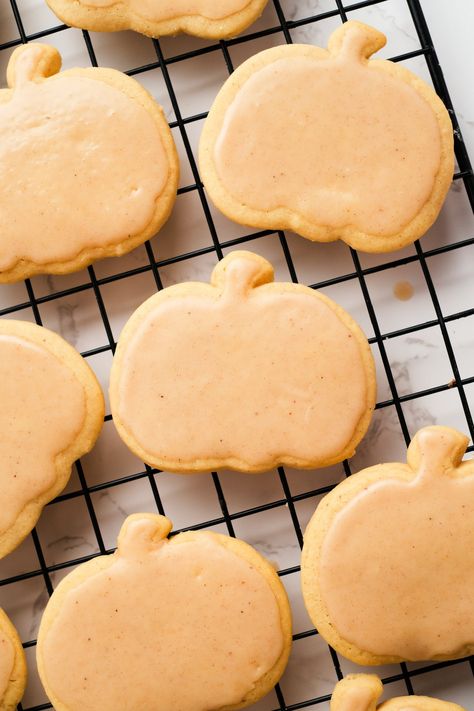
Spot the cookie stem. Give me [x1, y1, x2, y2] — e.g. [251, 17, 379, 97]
[7, 43, 61, 89]
[407, 426, 469, 476]
[117, 514, 173, 558]
[212, 251, 274, 299]
[328, 21, 386, 62]
[330, 674, 382, 710]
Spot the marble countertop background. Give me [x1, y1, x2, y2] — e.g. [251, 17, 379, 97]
[0, 0, 473, 709]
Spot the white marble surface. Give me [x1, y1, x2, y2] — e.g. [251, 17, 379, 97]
[0, 1, 473, 709]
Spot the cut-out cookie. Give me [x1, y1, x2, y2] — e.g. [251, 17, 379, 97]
[0, 320, 104, 559]
[301, 426, 474, 664]
[200, 21, 454, 252]
[0, 43, 178, 283]
[330, 674, 465, 711]
[46, 0, 269, 39]
[0, 609, 26, 711]
[110, 250, 375, 473]
[37, 513, 292, 711]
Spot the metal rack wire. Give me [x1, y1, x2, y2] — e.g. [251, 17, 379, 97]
[0, 0, 473, 709]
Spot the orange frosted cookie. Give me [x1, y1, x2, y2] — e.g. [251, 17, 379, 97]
[200, 21, 454, 252]
[0, 320, 104, 559]
[301, 426, 474, 664]
[110, 250, 375, 473]
[37, 513, 292, 711]
[46, 0, 268, 39]
[0, 609, 26, 711]
[0, 43, 178, 283]
[330, 674, 465, 711]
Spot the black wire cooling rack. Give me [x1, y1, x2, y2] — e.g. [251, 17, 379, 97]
[0, 0, 473, 709]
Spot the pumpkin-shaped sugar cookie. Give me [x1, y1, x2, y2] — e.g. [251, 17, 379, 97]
[302, 426, 474, 664]
[37, 513, 292, 711]
[0, 320, 104, 559]
[0, 609, 26, 711]
[330, 674, 465, 711]
[46, 0, 269, 39]
[0, 43, 178, 283]
[200, 21, 454, 252]
[110, 250, 375, 473]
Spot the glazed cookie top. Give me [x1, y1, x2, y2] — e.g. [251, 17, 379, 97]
[0, 335, 84, 537]
[0, 632, 14, 702]
[0, 608, 27, 711]
[330, 674, 465, 711]
[78, 0, 257, 19]
[110, 250, 375, 473]
[46, 0, 268, 38]
[200, 21, 453, 252]
[0, 320, 104, 559]
[0, 43, 177, 282]
[303, 426, 474, 663]
[38, 514, 291, 711]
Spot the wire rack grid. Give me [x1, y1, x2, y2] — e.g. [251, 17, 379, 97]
[0, 0, 473, 709]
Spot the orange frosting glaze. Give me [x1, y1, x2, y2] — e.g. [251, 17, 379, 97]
[0, 44, 169, 271]
[0, 335, 86, 536]
[213, 25, 442, 237]
[0, 632, 14, 701]
[80, 0, 253, 20]
[113, 252, 373, 471]
[40, 516, 285, 711]
[319, 428, 474, 660]
[337, 686, 377, 711]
